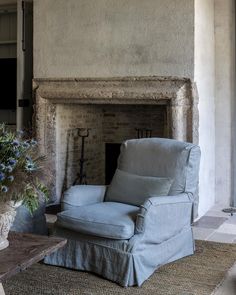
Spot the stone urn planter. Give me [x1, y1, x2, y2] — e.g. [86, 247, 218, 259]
[0, 201, 22, 250]
[0, 124, 49, 248]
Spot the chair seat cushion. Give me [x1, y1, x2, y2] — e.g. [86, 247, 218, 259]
[56, 202, 139, 240]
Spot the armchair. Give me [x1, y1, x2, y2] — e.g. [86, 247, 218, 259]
[44, 138, 201, 287]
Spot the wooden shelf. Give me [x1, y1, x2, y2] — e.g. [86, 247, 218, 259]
[0, 40, 16, 45]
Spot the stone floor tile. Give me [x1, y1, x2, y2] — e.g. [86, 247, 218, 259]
[193, 216, 228, 229]
[205, 210, 231, 218]
[225, 215, 236, 225]
[216, 223, 236, 235]
[206, 232, 236, 243]
[192, 227, 214, 240]
[210, 204, 227, 211]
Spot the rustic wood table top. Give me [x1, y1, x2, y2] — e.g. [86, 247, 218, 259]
[0, 231, 67, 283]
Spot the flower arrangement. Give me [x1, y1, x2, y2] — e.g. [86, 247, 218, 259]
[0, 124, 49, 214]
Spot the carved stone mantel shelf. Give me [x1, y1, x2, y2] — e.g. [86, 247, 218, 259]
[33, 76, 197, 105]
[33, 76, 199, 202]
[34, 76, 199, 142]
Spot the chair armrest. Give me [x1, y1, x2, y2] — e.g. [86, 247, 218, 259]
[61, 185, 107, 211]
[135, 193, 193, 243]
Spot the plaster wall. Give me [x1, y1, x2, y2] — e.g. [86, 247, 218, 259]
[215, 0, 235, 206]
[33, 0, 194, 79]
[33, 0, 217, 217]
[194, 0, 215, 217]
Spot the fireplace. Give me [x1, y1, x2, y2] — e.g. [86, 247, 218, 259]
[105, 143, 121, 185]
[34, 76, 199, 203]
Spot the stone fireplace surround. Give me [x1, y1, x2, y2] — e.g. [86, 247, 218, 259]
[34, 76, 199, 203]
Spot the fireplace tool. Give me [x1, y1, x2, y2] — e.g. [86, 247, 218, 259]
[73, 128, 90, 185]
[61, 130, 71, 193]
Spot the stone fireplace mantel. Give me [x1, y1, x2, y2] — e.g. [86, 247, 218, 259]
[33, 76, 199, 203]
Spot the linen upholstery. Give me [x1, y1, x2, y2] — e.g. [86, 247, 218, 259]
[57, 202, 139, 240]
[118, 138, 201, 218]
[44, 137, 201, 287]
[45, 225, 193, 287]
[62, 185, 106, 211]
[105, 169, 172, 206]
[135, 193, 193, 242]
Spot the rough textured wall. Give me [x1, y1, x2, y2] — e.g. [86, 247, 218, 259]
[215, 0, 235, 206]
[194, 0, 215, 216]
[33, 0, 194, 78]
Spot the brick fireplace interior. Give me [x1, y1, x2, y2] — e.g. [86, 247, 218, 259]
[34, 77, 198, 204]
[57, 104, 167, 189]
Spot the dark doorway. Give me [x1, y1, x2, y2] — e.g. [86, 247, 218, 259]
[105, 143, 121, 184]
[0, 58, 16, 109]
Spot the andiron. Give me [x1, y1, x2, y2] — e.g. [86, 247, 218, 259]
[135, 128, 153, 139]
[73, 128, 90, 185]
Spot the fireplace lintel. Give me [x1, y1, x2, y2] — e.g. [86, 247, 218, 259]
[33, 76, 197, 106]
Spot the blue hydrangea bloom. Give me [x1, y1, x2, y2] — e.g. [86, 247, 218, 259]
[7, 175, 14, 182]
[12, 140, 19, 146]
[8, 158, 16, 166]
[26, 162, 34, 171]
[1, 186, 8, 193]
[14, 150, 20, 158]
[6, 166, 13, 173]
[22, 142, 30, 149]
[0, 163, 5, 170]
[30, 139, 37, 146]
[0, 172, 5, 181]
[26, 156, 31, 161]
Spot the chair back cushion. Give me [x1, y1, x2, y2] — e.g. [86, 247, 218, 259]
[117, 138, 201, 215]
[105, 169, 172, 206]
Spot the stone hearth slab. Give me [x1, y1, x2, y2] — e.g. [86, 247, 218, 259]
[194, 216, 227, 229]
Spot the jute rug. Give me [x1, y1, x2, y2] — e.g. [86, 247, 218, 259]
[3, 240, 236, 295]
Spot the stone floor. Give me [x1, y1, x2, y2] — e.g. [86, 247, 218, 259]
[192, 204, 236, 294]
[192, 204, 236, 243]
[46, 204, 236, 294]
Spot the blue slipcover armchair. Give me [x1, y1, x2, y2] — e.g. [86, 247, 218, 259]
[44, 138, 201, 287]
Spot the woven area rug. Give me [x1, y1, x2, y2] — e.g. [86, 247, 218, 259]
[3, 240, 236, 295]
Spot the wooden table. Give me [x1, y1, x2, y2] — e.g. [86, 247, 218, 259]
[0, 231, 67, 295]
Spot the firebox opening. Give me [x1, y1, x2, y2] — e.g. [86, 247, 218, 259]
[105, 143, 121, 185]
